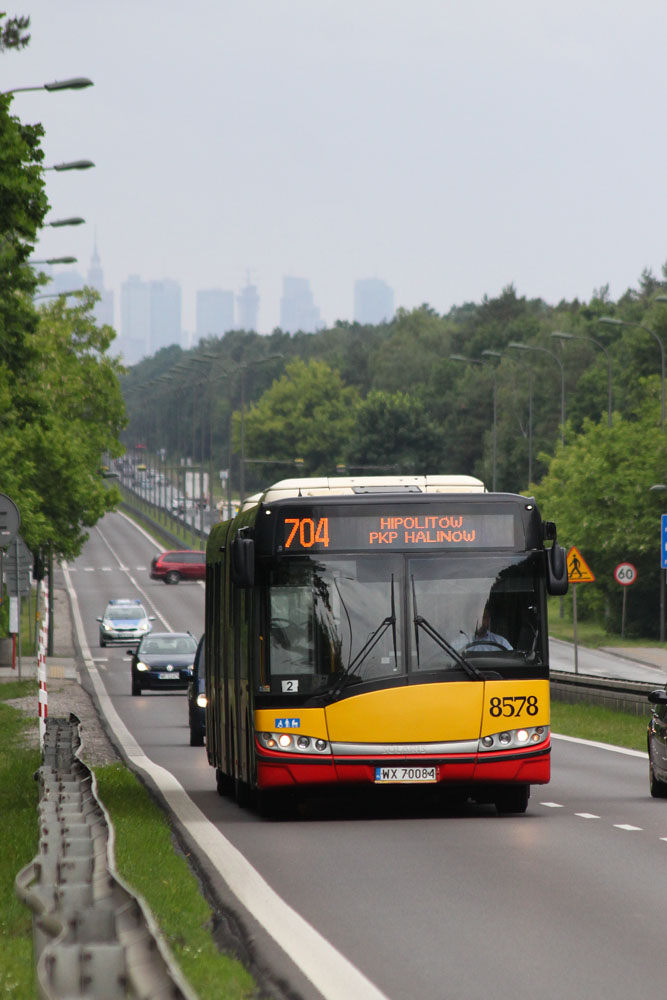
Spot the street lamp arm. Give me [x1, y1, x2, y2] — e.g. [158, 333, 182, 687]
[44, 160, 95, 172]
[46, 217, 85, 228]
[30, 256, 77, 265]
[2, 77, 93, 96]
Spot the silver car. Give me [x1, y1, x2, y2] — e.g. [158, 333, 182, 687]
[97, 599, 155, 647]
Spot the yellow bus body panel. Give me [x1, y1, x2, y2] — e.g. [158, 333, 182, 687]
[480, 679, 550, 736]
[255, 678, 550, 745]
[325, 683, 485, 743]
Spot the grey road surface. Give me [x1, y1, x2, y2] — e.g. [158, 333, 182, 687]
[66, 512, 667, 1000]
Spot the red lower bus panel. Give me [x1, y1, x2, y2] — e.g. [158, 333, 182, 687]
[256, 742, 550, 790]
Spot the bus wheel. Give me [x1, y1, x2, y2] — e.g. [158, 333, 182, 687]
[495, 785, 530, 815]
[216, 767, 234, 797]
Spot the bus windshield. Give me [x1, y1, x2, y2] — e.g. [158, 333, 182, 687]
[263, 551, 545, 697]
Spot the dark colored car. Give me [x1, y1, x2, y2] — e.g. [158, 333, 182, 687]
[648, 685, 667, 796]
[150, 550, 206, 585]
[187, 634, 206, 746]
[97, 598, 155, 647]
[130, 631, 198, 696]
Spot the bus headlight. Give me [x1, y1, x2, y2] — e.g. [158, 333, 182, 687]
[258, 732, 332, 755]
[478, 726, 549, 751]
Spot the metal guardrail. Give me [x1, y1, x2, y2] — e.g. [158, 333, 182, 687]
[15, 715, 197, 1000]
[551, 670, 658, 717]
[118, 485, 207, 551]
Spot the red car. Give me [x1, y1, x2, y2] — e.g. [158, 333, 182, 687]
[150, 550, 206, 584]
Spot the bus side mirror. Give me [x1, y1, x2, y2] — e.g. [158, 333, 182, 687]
[546, 543, 568, 596]
[232, 536, 254, 588]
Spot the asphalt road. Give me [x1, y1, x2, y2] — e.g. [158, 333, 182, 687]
[66, 511, 667, 1000]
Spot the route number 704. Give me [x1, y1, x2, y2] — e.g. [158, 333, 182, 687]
[488, 695, 539, 718]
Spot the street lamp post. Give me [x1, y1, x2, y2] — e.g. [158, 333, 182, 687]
[483, 349, 534, 489]
[508, 342, 566, 445]
[213, 355, 284, 504]
[552, 330, 613, 428]
[450, 354, 497, 490]
[649, 484, 667, 642]
[598, 315, 665, 430]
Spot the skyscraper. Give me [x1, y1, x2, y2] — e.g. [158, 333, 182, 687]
[149, 279, 182, 353]
[280, 276, 322, 333]
[120, 275, 151, 364]
[237, 276, 260, 332]
[196, 289, 234, 343]
[87, 242, 114, 329]
[353, 278, 394, 325]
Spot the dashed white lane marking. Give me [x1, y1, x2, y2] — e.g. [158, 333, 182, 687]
[575, 813, 600, 819]
[614, 824, 642, 831]
[541, 802, 563, 808]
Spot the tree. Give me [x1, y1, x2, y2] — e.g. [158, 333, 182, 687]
[0, 92, 48, 374]
[533, 388, 667, 635]
[0, 291, 126, 559]
[0, 11, 30, 51]
[345, 389, 445, 474]
[237, 359, 360, 480]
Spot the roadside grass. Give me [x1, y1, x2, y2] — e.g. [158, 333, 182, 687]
[94, 763, 256, 1000]
[0, 683, 255, 1000]
[551, 699, 648, 753]
[547, 598, 664, 649]
[0, 680, 41, 999]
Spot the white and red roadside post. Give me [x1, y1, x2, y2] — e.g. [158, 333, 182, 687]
[36, 582, 49, 747]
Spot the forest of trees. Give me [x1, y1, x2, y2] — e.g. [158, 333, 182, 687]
[121, 274, 667, 637]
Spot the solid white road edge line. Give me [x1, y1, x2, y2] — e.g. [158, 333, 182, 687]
[62, 559, 390, 1000]
[552, 732, 647, 758]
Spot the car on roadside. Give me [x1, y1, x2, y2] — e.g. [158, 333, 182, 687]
[150, 550, 206, 584]
[187, 634, 206, 746]
[129, 631, 198, 696]
[97, 599, 155, 647]
[648, 685, 667, 796]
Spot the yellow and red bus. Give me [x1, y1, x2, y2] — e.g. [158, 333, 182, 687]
[205, 475, 567, 814]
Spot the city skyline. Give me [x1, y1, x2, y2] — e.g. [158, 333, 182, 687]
[13, 3, 667, 352]
[47, 244, 396, 363]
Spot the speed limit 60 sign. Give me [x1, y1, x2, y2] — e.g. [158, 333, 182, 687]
[614, 563, 637, 586]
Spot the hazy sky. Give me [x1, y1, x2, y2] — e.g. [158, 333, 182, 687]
[6, 1, 667, 337]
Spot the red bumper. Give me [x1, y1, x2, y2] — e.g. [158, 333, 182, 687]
[256, 738, 550, 790]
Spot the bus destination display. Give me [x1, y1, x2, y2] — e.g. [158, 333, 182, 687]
[278, 510, 517, 552]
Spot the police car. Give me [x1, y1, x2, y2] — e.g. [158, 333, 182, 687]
[97, 599, 155, 647]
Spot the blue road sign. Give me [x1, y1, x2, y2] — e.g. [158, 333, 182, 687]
[662, 514, 667, 569]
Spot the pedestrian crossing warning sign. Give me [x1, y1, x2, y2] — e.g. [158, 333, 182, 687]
[566, 546, 595, 583]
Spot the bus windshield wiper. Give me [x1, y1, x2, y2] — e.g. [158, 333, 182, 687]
[308, 575, 397, 705]
[411, 577, 484, 682]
